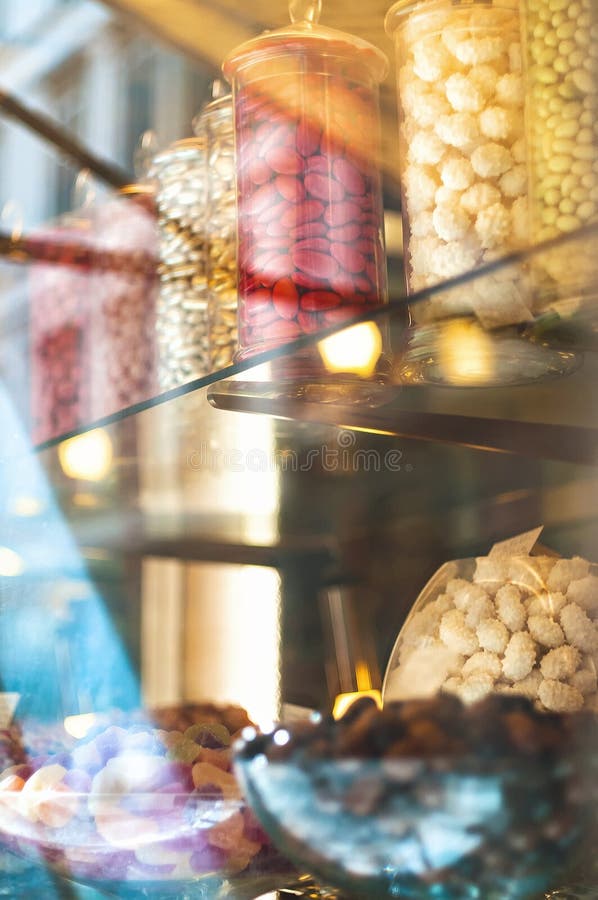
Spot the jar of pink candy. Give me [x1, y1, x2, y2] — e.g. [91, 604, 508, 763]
[223, 0, 389, 368]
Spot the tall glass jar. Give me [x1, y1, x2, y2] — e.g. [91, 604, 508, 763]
[522, 0, 598, 301]
[386, 0, 531, 330]
[223, 0, 389, 365]
[201, 87, 238, 370]
[151, 139, 210, 390]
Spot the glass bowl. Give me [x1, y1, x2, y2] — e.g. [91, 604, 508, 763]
[0, 719, 296, 897]
[234, 695, 594, 900]
[382, 553, 598, 713]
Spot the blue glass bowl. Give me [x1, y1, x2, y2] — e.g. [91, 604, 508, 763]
[234, 724, 587, 899]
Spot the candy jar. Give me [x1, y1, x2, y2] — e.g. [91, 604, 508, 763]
[151, 135, 210, 390]
[91, 175, 158, 420]
[385, 2, 533, 324]
[201, 82, 238, 370]
[223, 0, 389, 367]
[522, 0, 598, 301]
[30, 176, 95, 443]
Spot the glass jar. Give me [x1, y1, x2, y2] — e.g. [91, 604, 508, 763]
[151, 138, 210, 391]
[386, 0, 531, 330]
[201, 87, 238, 370]
[522, 0, 598, 301]
[92, 184, 158, 419]
[223, 0, 389, 365]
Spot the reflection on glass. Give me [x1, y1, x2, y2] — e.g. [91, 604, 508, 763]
[318, 321, 383, 377]
[0, 548, 24, 577]
[58, 428, 113, 481]
[437, 318, 495, 386]
[63, 712, 97, 740]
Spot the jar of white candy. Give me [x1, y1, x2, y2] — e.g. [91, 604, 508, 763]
[522, 0, 598, 300]
[383, 549, 598, 714]
[385, 0, 532, 331]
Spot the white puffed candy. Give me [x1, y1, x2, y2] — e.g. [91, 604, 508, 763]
[540, 645, 581, 680]
[440, 154, 475, 191]
[560, 603, 598, 654]
[430, 236, 482, 279]
[538, 679, 584, 713]
[399, 73, 429, 116]
[435, 113, 480, 150]
[526, 591, 567, 618]
[442, 676, 463, 695]
[409, 130, 446, 166]
[511, 197, 529, 243]
[462, 650, 502, 680]
[511, 669, 542, 700]
[477, 618, 509, 654]
[445, 74, 484, 113]
[410, 236, 442, 276]
[404, 164, 439, 212]
[528, 615, 565, 649]
[475, 202, 511, 249]
[480, 107, 517, 142]
[453, 582, 489, 612]
[453, 36, 506, 66]
[547, 557, 591, 593]
[472, 273, 532, 329]
[439, 608, 479, 656]
[433, 204, 471, 242]
[438, 174, 465, 198]
[460, 183, 501, 215]
[411, 210, 435, 238]
[470, 65, 499, 99]
[496, 73, 525, 107]
[499, 165, 528, 198]
[412, 92, 452, 129]
[446, 578, 471, 596]
[566, 575, 598, 614]
[429, 593, 456, 620]
[413, 36, 453, 83]
[465, 594, 495, 629]
[496, 585, 526, 632]
[511, 138, 527, 165]
[473, 556, 509, 591]
[459, 672, 495, 703]
[502, 631, 536, 682]
[471, 143, 513, 178]
[508, 557, 549, 594]
[571, 667, 598, 696]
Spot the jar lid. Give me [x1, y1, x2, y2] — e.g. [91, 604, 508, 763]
[385, 0, 517, 34]
[223, 0, 388, 84]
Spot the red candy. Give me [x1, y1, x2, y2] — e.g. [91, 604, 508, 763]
[234, 75, 387, 356]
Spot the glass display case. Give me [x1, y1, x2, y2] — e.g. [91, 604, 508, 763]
[0, 1, 597, 898]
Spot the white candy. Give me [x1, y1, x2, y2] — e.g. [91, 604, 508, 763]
[439, 609, 479, 656]
[470, 65, 500, 99]
[462, 650, 502, 679]
[461, 182, 501, 215]
[566, 575, 598, 614]
[502, 631, 536, 682]
[475, 202, 511, 249]
[511, 668, 542, 700]
[464, 593, 495, 629]
[411, 210, 435, 238]
[540, 645, 581, 680]
[471, 143, 513, 178]
[496, 73, 525, 107]
[404, 164, 439, 212]
[435, 113, 480, 150]
[430, 237, 482, 279]
[528, 614, 565, 648]
[473, 557, 509, 590]
[499, 165, 528, 198]
[477, 618, 509, 654]
[511, 196, 530, 242]
[433, 204, 471, 242]
[409, 130, 446, 166]
[526, 591, 567, 618]
[440, 154, 475, 190]
[538, 679, 584, 713]
[547, 557, 591, 593]
[496, 584, 526, 632]
[571, 667, 598, 696]
[453, 36, 506, 66]
[413, 36, 453, 82]
[459, 672, 495, 703]
[480, 106, 517, 141]
[435, 186, 462, 208]
[446, 74, 485, 113]
[560, 603, 598, 653]
[410, 235, 442, 276]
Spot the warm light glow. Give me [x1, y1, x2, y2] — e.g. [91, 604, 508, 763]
[64, 713, 97, 740]
[10, 496, 43, 517]
[338, 425, 395, 436]
[0, 547, 24, 577]
[333, 689, 382, 720]
[58, 429, 113, 482]
[437, 319, 495, 385]
[318, 321, 383, 377]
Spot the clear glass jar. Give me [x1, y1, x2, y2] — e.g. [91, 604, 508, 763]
[522, 0, 598, 301]
[201, 89, 238, 370]
[223, 0, 389, 364]
[151, 138, 210, 390]
[386, 0, 531, 329]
